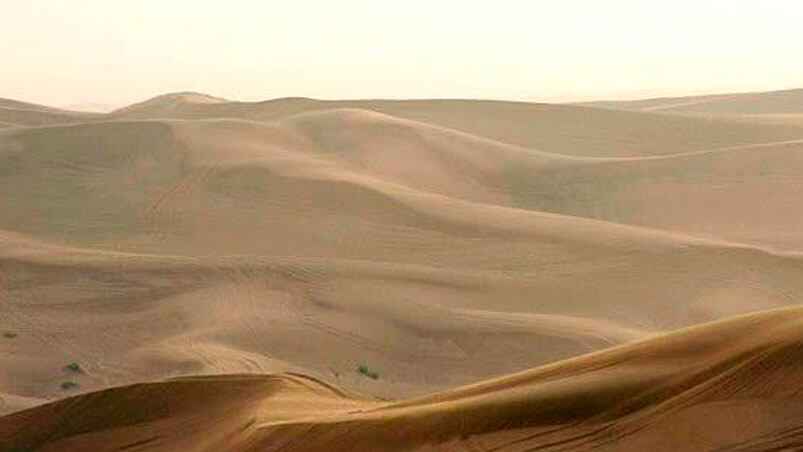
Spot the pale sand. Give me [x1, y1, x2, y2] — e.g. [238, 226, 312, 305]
[579, 87, 803, 115]
[1, 90, 803, 449]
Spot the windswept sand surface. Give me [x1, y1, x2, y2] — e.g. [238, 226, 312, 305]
[2, 89, 803, 450]
[5, 307, 803, 451]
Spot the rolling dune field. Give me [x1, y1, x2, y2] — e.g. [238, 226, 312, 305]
[2, 88, 803, 450]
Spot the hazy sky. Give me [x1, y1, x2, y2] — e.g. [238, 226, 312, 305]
[1, 0, 802, 108]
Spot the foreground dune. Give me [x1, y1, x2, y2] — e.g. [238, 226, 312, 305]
[4, 306, 803, 451]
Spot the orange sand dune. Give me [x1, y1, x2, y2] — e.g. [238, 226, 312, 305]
[4, 306, 803, 451]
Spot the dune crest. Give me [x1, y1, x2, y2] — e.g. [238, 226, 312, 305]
[4, 307, 803, 451]
[580, 87, 803, 115]
[112, 91, 230, 115]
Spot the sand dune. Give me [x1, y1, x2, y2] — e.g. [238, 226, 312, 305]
[0, 98, 74, 114]
[0, 97, 100, 127]
[2, 89, 803, 449]
[113, 91, 230, 116]
[7, 92, 803, 156]
[580, 87, 803, 115]
[5, 307, 803, 451]
[4, 210, 803, 405]
[3, 113, 803, 402]
[505, 138, 803, 248]
[4, 110, 803, 248]
[110, 93, 803, 158]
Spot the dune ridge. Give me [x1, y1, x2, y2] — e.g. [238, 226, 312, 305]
[4, 307, 803, 451]
[576, 88, 803, 117]
[8, 91, 803, 156]
[579, 87, 803, 115]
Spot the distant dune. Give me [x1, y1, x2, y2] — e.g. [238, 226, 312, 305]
[62, 103, 118, 113]
[2, 89, 803, 450]
[109, 94, 803, 158]
[579, 87, 803, 115]
[112, 91, 230, 115]
[0, 98, 100, 126]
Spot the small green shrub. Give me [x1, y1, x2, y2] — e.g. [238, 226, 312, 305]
[64, 362, 83, 373]
[60, 381, 78, 390]
[357, 364, 379, 380]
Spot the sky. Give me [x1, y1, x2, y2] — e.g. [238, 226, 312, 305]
[1, 0, 802, 109]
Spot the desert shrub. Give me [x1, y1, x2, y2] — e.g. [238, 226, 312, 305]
[358, 364, 379, 380]
[64, 362, 83, 373]
[2, 332, 16, 339]
[60, 381, 78, 390]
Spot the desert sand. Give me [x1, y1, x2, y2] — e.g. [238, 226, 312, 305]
[579, 87, 803, 114]
[5, 307, 803, 450]
[2, 87, 803, 450]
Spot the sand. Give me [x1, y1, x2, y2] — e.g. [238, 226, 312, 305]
[580, 87, 803, 115]
[1, 88, 803, 450]
[5, 307, 803, 450]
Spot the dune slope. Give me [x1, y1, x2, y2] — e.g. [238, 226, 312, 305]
[2, 90, 803, 450]
[579, 87, 803, 115]
[4, 113, 803, 250]
[0, 97, 100, 126]
[3, 111, 803, 409]
[111, 94, 803, 158]
[4, 307, 803, 451]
